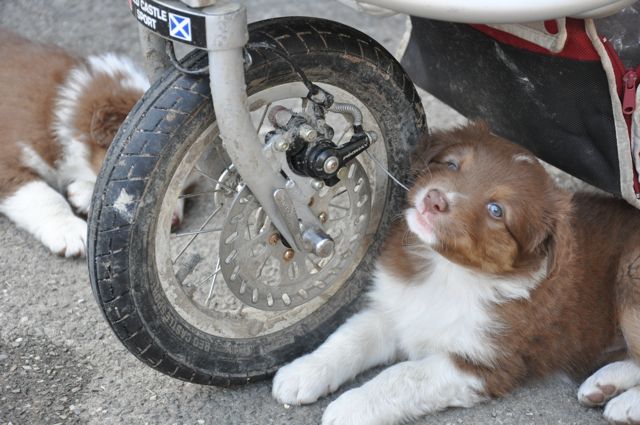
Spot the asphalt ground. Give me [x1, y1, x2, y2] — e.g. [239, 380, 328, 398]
[0, 1, 603, 424]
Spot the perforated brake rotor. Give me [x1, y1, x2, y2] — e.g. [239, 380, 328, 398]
[219, 160, 372, 311]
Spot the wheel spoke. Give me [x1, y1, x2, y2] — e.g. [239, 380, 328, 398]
[205, 258, 222, 306]
[171, 227, 223, 238]
[173, 204, 223, 264]
[178, 189, 225, 199]
[256, 102, 272, 134]
[316, 186, 348, 212]
[194, 167, 238, 193]
[190, 269, 216, 288]
[328, 202, 349, 211]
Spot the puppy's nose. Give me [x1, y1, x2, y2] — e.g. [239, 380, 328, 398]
[422, 189, 448, 214]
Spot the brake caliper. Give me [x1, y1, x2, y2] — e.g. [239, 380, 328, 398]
[266, 100, 377, 186]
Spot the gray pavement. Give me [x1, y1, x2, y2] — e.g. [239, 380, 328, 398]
[0, 1, 604, 424]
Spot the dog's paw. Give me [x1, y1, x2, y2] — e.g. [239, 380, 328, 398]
[272, 354, 337, 405]
[66, 180, 95, 214]
[40, 215, 87, 258]
[578, 361, 640, 406]
[603, 387, 640, 425]
[322, 388, 376, 425]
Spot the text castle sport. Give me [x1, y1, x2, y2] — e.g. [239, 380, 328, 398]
[132, 0, 167, 30]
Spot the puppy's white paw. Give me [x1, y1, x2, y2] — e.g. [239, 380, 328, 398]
[40, 215, 87, 258]
[578, 361, 640, 406]
[603, 387, 640, 425]
[272, 354, 338, 405]
[67, 180, 95, 214]
[323, 388, 376, 425]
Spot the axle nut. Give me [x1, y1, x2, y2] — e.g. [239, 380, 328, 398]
[302, 227, 334, 258]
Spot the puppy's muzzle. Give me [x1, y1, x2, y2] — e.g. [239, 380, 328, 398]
[422, 189, 449, 214]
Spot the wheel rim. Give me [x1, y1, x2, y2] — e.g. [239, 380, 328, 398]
[154, 82, 389, 338]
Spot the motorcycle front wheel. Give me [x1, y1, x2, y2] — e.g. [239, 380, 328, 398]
[88, 17, 426, 385]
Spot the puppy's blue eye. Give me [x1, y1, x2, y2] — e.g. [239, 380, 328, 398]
[446, 161, 458, 171]
[487, 202, 503, 218]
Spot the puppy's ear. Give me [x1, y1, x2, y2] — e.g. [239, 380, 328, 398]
[410, 134, 433, 176]
[90, 105, 129, 147]
[537, 190, 572, 275]
[410, 121, 490, 176]
[410, 132, 453, 176]
[458, 120, 491, 138]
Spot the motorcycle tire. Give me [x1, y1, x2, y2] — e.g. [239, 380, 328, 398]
[88, 17, 426, 385]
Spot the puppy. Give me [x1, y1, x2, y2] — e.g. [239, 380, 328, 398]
[0, 29, 148, 257]
[272, 122, 640, 425]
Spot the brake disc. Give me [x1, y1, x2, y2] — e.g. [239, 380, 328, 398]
[219, 160, 372, 311]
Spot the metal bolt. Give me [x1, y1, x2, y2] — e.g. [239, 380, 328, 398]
[318, 212, 328, 223]
[310, 179, 324, 191]
[366, 131, 378, 143]
[298, 124, 318, 142]
[273, 137, 290, 152]
[323, 156, 340, 174]
[268, 233, 280, 245]
[283, 249, 295, 262]
[337, 167, 348, 180]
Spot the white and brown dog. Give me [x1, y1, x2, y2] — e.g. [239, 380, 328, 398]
[273, 122, 640, 425]
[0, 29, 148, 257]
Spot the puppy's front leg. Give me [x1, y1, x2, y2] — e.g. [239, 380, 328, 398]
[66, 179, 96, 214]
[59, 154, 98, 214]
[272, 308, 396, 405]
[323, 353, 486, 425]
[0, 181, 87, 257]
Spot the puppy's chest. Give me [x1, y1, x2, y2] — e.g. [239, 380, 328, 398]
[372, 263, 503, 363]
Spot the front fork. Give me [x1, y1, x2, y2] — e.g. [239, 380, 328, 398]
[134, 1, 333, 256]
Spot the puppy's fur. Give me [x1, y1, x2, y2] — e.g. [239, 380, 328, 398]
[273, 122, 640, 425]
[0, 29, 148, 256]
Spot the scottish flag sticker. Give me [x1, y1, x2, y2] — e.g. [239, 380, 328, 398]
[169, 13, 192, 42]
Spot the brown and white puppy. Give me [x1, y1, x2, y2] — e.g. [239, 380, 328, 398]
[0, 29, 148, 257]
[272, 122, 640, 425]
